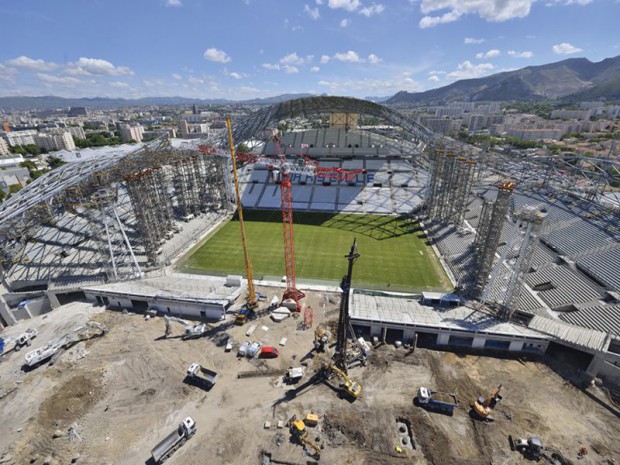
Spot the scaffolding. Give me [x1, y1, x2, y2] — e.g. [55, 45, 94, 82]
[480, 203, 547, 317]
[426, 150, 476, 226]
[126, 167, 173, 265]
[472, 181, 515, 297]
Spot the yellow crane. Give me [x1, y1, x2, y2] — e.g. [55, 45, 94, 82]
[226, 116, 257, 311]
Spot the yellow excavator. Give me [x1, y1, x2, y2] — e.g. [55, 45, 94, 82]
[473, 384, 503, 420]
[289, 415, 321, 459]
[323, 363, 362, 400]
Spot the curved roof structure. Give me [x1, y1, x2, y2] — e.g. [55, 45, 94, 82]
[228, 95, 440, 146]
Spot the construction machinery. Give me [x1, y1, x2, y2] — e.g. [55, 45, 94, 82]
[24, 322, 108, 368]
[313, 325, 331, 352]
[1, 328, 38, 355]
[509, 435, 543, 460]
[473, 384, 503, 420]
[288, 415, 321, 459]
[335, 239, 360, 372]
[322, 363, 362, 400]
[163, 315, 209, 340]
[415, 386, 460, 415]
[151, 417, 196, 464]
[186, 363, 218, 389]
[202, 132, 364, 310]
[225, 116, 257, 314]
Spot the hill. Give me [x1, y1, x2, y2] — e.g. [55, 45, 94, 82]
[0, 93, 315, 111]
[387, 56, 620, 105]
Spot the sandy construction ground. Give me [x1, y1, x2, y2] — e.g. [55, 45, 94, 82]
[0, 291, 618, 465]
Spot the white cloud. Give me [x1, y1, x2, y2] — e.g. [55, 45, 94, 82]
[6, 56, 57, 71]
[552, 42, 582, 54]
[188, 76, 205, 85]
[204, 48, 231, 63]
[475, 49, 501, 59]
[359, 3, 385, 17]
[68, 57, 133, 76]
[283, 65, 299, 74]
[320, 55, 331, 64]
[239, 86, 259, 94]
[419, 0, 532, 28]
[428, 70, 447, 75]
[340, 18, 351, 27]
[419, 9, 462, 28]
[229, 72, 243, 79]
[316, 74, 422, 95]
[110, 81, 130, 88]
[447, 61, 495, 79]
[333, 50, 363, 63]
[280, 52, 307, 65]
[428, 75, 441, 82]
[165, 0, 182, 6]
[310, 66, 320, 72]
[327, 0, 360, 11]
[464, 37, 485, 44]
[36, 73, 82, 86]
[315, 0, 324, 4]
[304, 4, 320, 19]
[262, 63, 281, 70]
[172, 73, 182, 80]
[368, 54, 382, 64]
[508, 50, 533, 58]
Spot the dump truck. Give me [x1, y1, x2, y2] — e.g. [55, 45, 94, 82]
[186, 363, 218, 388]
[151, 417, 196, 464]
[415, 386, 459, 415]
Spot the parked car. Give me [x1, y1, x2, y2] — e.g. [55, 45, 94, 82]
[225, 338, 233, 352]
[260, 346, 279, 359]
[238, 340, 250, 357]
[248, 341, 263, 358]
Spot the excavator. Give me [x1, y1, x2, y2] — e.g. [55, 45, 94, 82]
[163, 315, 209, 340]
[322, 363, 362, 400]
[289, 415, 321, 459]
[473, 384, 503, 420]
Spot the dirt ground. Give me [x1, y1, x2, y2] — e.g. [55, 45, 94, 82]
[0, 291, 619, 465]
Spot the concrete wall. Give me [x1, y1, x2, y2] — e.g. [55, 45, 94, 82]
[352, 318, 549, 354]
[24, 296, 52, 317]
[598, 351, 620, 386]
[83, 290, 226, 321]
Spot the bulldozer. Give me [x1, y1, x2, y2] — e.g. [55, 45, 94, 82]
[289, 415, 321, 459]
[473, 384, 503, 420]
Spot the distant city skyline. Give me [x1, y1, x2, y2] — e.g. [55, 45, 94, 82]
[1, 0, 618, 100]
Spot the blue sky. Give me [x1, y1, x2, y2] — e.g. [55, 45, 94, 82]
[0, 0, 618, 100]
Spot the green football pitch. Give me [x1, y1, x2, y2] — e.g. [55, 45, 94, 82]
[179, 210, 452, 292]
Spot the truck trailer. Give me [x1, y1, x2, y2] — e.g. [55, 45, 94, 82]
[415, 386, 459, 415]
[151, 417, 196, 464]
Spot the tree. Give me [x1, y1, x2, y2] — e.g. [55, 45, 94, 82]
[48, 157, 66, 169]
[9, 184, 22, 194]
[236, 143, 250, 153]
[0, 189, 5, 203]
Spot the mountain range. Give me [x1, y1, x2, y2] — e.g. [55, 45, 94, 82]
[0, 93, 314, 111]
[2, 56, 619, 111]
[387, 56, 620, 105]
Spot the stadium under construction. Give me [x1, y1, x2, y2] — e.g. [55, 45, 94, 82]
[1, 96, 619, 385]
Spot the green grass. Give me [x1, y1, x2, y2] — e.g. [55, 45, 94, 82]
[179, 210, 452, 292]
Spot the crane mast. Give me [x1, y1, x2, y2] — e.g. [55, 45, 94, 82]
[226, 116, 257, 309]
[201, 128, 365, 311]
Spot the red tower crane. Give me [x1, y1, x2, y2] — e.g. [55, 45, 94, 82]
[201, 132, 365, 310]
